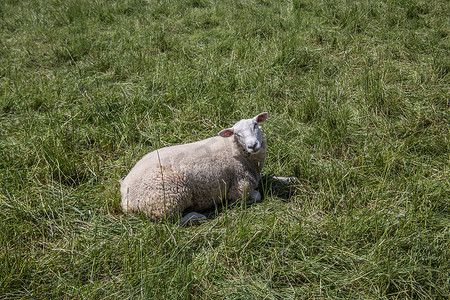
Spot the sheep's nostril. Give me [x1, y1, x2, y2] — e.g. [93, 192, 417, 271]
[248, 142, 259, 151]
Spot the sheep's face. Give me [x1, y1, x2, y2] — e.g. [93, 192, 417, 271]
[219, 112, 268, 154]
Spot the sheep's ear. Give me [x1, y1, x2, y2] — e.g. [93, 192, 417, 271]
[255, 112, 268, 123]
[219, 128, 234, 137]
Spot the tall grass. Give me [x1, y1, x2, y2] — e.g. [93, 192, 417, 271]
[1, 0, 449, 298]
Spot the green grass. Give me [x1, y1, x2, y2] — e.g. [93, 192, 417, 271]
[1, 0, 449, 298]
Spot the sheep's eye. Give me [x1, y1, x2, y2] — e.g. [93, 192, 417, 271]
[254, 123, 258, 129]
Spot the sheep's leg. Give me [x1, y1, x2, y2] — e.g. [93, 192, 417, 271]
[180, 212, 207, 226]
[246, 190, 262, 205]
[228, 179, 262, 205]
[228, 180, 248, 201]
[272, 176, 298, 183]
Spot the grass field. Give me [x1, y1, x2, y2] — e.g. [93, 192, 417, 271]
[1, 0, 449, 298]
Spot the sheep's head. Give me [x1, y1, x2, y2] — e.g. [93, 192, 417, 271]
[219, 112, 268, 154]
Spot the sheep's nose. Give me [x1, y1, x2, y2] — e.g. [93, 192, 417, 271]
[248, 142, 259, 152]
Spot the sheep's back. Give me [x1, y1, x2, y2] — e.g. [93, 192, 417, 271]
[121, 136, 236, 195]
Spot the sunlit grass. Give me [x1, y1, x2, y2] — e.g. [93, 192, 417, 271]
[1, 0, 449, 298]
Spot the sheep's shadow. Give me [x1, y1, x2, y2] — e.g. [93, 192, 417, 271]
[180, 175, 299, 226]
[259, 174, 299, 202]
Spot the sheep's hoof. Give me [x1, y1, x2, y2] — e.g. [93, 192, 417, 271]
[180, 212, 207, 226]
[246, 190, 262, 205]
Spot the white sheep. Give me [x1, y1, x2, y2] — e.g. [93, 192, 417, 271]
[120, 112, 268, 221]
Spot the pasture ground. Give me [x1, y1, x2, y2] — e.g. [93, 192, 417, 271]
[1, 0, 449, 298]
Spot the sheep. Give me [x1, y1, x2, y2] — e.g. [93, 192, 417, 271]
[120, 112, 268, 222]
